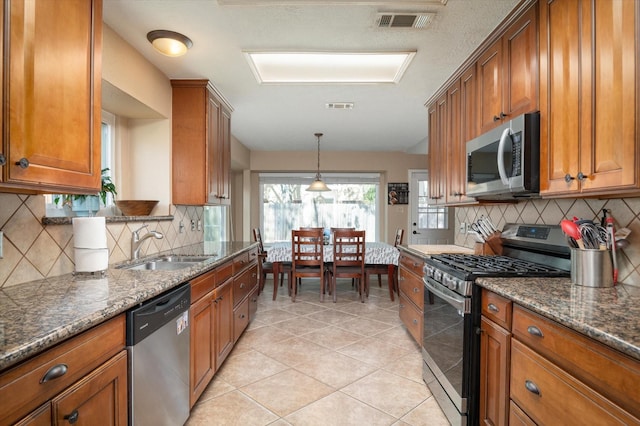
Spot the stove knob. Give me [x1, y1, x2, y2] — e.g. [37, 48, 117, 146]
[424, 265, 434, 278]
[433, 270, 442, 282]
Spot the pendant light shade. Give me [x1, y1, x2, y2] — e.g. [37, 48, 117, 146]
[306, 133, 331, 192]
[147, 30, 193, 57]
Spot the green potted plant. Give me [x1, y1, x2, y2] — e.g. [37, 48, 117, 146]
[54, 168, 117, 216]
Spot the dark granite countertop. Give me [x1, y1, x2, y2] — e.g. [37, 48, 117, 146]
[476, 277, 640, 361]
[0, 241, 257, 372]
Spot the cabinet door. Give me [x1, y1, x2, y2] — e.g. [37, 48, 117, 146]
[502, 5, 538, 120]
[428, 93, 447, 205]
[539, 0, 582, 195]
[3, 0, 102, 192]
[207, 93, 221, 204]
[447, 80, 463, 204]
[218, 106, 232, 204]
[15, 404, 51, 426]
[480, 317, 511, 426]
[579, 0, 638, 193]
[52, 350, 128, 426]
[477, 39, 503, 134]
[215, 279, 234, 370]
[427, 102, 439, 202]
[190, 291, 216, 408]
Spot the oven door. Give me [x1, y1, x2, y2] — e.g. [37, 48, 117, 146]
[422, 276, 477, 426]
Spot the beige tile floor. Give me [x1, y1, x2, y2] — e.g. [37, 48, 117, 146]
[186, 277, 450, 426]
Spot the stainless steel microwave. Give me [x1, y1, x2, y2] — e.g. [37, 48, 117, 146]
[466, 111, 540, 200]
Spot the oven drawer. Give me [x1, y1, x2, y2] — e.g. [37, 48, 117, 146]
[399, 293, 422, 344]
[399, 252, 424, 276]
[510, 339, 637, 425]
[512, 305, 640, 417]
[481, 290, 512, 330]
[398, 267, 423, 308]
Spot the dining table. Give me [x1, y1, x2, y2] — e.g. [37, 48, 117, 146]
[266, 241, 400, 300]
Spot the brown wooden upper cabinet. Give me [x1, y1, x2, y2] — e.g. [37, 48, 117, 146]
[428, 94, 448, 205]
[0, 0, 103, 194]
[172, 80, 232, 205]
[540, 0, 640, 197]
[477, 5, 538, 135]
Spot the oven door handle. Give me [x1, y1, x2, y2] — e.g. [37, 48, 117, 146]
[423, 277, 469, 315]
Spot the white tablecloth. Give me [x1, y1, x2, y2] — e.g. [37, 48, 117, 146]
[266, 241, 400, 265]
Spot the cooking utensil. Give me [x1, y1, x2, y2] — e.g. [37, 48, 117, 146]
[606, 216, 618, 284]
[561, 219, 584, 249]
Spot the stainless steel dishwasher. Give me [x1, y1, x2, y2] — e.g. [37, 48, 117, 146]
[127, 282, 191, 425]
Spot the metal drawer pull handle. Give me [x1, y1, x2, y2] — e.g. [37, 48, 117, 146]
[525, 380, 541, 396]
[40, 363, 68, 383]
[527, 325, 544, 338]
[413, 287, 419, 293]
[488, 303, 499, 312]
[413, 319, 418, 324]
[64, 409, 79, 424]
[240, 283, 245, 288]
[240, 314, 246, 319]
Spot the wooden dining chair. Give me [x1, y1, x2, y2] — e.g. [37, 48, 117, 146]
[365, 228, 404, 301]
[252, 228, 290, 295]
[327, 229, 366, 303]
[291, 228, 325, 302]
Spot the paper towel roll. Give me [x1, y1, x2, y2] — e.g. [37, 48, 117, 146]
[74, 248, 109, 273]
[73, 217, 107, 249]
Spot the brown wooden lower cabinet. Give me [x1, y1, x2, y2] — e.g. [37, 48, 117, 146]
[0, 315, 127, 425]
[189, 248, 258, 408]
[397, 251, 424, 345]
[480, 289, 640, 425]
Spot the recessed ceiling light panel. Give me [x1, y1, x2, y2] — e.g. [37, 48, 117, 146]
[244, 51, 416, 84]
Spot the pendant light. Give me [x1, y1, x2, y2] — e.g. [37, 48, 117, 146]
[306, 133, 331, 192]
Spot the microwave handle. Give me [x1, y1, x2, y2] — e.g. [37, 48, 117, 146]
[497, 127, 511, 186]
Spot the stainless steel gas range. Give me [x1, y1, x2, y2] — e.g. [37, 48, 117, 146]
[421, 223, 571, 426]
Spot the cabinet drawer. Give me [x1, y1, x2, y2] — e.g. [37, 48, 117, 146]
[233, 251, 250, 274]
[233, 264, 257, 307]
[190, 269, 216, 303]
[510, 339, 638, 425]
[0, 315, 125, 425]
[399, 252, 424, 276]
[481, 290, 512, 330]
[399, 293, 422, 345]
[216, 261, 233, 284]
[508, 401, 535, 426]
[512, 305, 640, 417]
[398, 267, 424, 309]
[233, 297, 250, 343]
[248, 287, 259, 321]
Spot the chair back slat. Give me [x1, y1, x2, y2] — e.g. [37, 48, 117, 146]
[292, 229, 324, 269]
[253, 228, 266, 253]
[333, 230, 365, 268]
[394, 228, 404, 247]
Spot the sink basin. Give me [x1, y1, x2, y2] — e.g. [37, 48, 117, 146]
[118, 255, 215, 271]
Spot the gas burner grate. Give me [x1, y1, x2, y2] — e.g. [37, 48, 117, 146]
[429, 254, 568, 275]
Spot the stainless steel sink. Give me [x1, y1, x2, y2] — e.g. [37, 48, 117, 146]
[118, 255, 214, 271]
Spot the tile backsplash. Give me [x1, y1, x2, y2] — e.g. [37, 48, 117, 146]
[455, 197, 640, 285]
[0, 194, 204, 288]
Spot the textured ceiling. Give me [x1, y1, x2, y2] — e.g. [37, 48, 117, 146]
[103, 0, 520, 153]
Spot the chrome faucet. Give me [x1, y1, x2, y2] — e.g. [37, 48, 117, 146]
[131, 225, 164, 260]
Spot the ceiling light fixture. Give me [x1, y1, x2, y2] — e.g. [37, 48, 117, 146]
[244, 51, 416, 84]
[147, 30, 193, 57]
[306, 133, 331, 192]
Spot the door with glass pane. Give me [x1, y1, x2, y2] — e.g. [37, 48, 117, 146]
[409, 170, 454, 244]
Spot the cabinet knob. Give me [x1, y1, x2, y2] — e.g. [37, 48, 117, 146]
[413, 287, 419, 293]
[240, 283, 245, 289]
[524, 379, 541, 396]
[15, 158, 30, 169]
[413, 319, 418, 325]
[565, 173, 588, 183]
[577, 171, 588, 181]
[64, 409, 79, 424]
[493, 115, 501, 122]
[487, 303, 499, 313]
[527, 325, 544, 338]
[0, 154, 5, 166]
[40, 363, 68, 383]
[240, 314, 246, 319]
[564, 173, 575, 183]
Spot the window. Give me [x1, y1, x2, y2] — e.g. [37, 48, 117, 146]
[417, 179, 448, 229]
[260, 173, 379, 242]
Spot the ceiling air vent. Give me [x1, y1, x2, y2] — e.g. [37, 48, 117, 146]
[326, 102, 354, 110]
[376, 12, 436, 29]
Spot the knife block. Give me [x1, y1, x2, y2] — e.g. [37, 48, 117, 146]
[474, 232, 503, 256]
